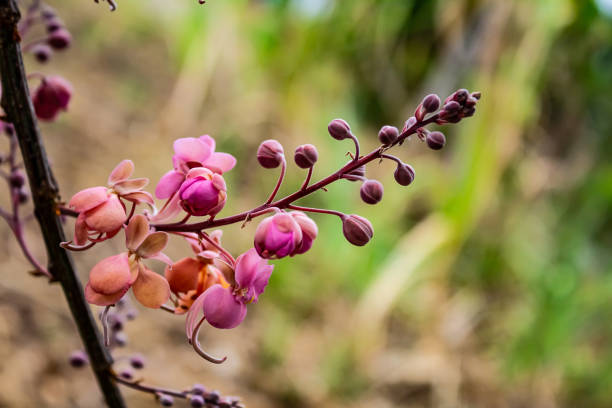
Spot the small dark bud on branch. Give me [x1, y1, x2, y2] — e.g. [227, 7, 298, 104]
[422, 94, 440, 113]
[360, 179, 383, 204]
[342, 214, 374, 246]
[426, 131, 446, 150]
[377, 125, 399, 145]
[47, 28, 72, 50]
[257, 139, 284, 168]
[394, 163, 415, 186]
[69, 350, 89, 368]
[328, 118, 351, 140]
[9, 171, 25, 188]
[294, 144, 318, 168]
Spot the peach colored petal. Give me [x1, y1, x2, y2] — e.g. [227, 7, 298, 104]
[88, 253, 132, 295]
[68, 186, 108, 212]
[74, 213, 89, 246]
[84, 194, 126, 233]
[132, 265, 170, 308]
[85, 283, 128, 306]
[165, 257, 201, 293]
[108, 160, 134, 185]
[113, 178, 149, 194]
[125, 214, 149, 252]
[136, 231, 168, 258]
[147, 252, 173, 265]
[150, 192, 182, 223]
[122, 191, 155, 206]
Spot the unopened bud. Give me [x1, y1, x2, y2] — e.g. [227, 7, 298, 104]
[443, 101, 461, 114]
[47, 29, 71, 50]
[394, 163, 415, 186]
[426, 131, 446, 150]
[9, 171, 25, 188]
[159, 394, 174, 407]
[32, 44, 52, 63]
[341, 214, 373, 246]
[69, 350, 89, 368]
[190, 395, 205, 408]
[119, 369, 133, 380]
[114, 332, 127, 347]
[377, 125, 398, 145]
[45, 18, 63, 33]
[191, 384, 206, 395]
[451, 89, 469, 104]
[208, 391, 220, 402]
[129, 354, 145, 369]
[257, 139, 284, 168]
[328, 118, 351, 140]
[17, 189, 29, 204]
[422, 94, 440, 113]
[294, 144, 318, 168]
[360, 180, 383, 204]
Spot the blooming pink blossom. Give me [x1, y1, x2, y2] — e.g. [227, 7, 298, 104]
[67, 160, 154, 245]
[186, 249, 273, 332]
[85, 215, 171, 309]
[178, 168, 227, 217]
[32, 75, 72, 121]
[289, 211, 318, 255]
[254, 212, 303, 259]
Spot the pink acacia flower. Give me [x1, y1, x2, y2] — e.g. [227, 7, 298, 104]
[186, 249, 273, 334]
[153, 136, 235, 222]
[254, 211, 316, 259]
[178, 168, 227, 217]
[67, 160, 154, 245]
[85, 215, 171, 309]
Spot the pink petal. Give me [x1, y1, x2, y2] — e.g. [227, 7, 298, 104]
[198, 135, 215, 151]
[165, 257, 201, 293]
[150, 192, 182, 223]
[84, 194, 126, 233]
[132, 265, 171, 309]
[202, 284, 246, 329]
[125, 214, 149, 252]
[173, 138, 212, 165]
[88, 253, 132, 296]
[155, 170, 185, 199]
[122, 191, 155, 206]
[136, 231, 168, 258]
[85, 283, 128, 306]
[68, 186, 108, 212]
[108, 160, 134, 185]
[147, 252, 173, 266]
[113, 178, 149, 194]
[186, 291, 206, 341]
[74, 213, 89, 246]
[203, 152, 237, 174]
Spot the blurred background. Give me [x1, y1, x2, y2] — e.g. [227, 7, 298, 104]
[1, 0, 612, 406]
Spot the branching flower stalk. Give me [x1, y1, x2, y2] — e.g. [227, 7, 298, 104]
[1, 0, 480, 407]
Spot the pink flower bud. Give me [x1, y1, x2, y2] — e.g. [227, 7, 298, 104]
[426, 131, 446, 150]
[290, 211, 318, 254]
[32, 44, 52, 63]
[234, 248, 273, 302]
[257, 139, 284, 169]
[293, 144, 318, 168]
[33, 76, 72, 121]
[202, 284, 246, 329]
[341, 214, 373, 246]
[377, 125, 399, 145]
[360, 179, 383, 204]
[179, 169, 227, 217]
[394, 163, 415, 186]
[254, 212, 303, 259]
[328, 118, 351, 140]
[45, 17, 63, 33]
[47, 28, 71, 50]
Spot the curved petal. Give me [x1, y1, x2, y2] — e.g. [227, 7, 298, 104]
[198, 134, 215, 151]
[84, 194, 126, 233]
[68, 186, 108, 212]
[113, 178, 149, 195]
[173, 138, 212, 164]
[88, 253, 132, 296]
[150, 192, 182, 223]
[186, 291, 206, 341]
[122, 191, 155, 207]
[155, 170, 185, 199]
[136, 231, 168, 258]
[203, 152, 237, 174]
[74, 213, 89, 246]
[132, 265, 171, 308]
[125, 214, 149, 252]
[108, 160, 134, 185]
[165, 257, 201, 293]
[85, 283, 128, 306]
[202, 284, 246, 329]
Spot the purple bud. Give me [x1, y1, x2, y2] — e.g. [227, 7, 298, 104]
[294, 144, 318, 168]
[9, 171, 25, 188]
[45, 18, 63, 33]
[69, 350, 89, 368]
[451, 89, 469, 104]
[32, 44, 52, 63]
[377, 125, 398, 145]
[422, 94, 440, 113]
[257, 139, 284, 169]
[18, 189, 29, 204]
[394, 163, 415, 186]
[47, 28, 72, 50]
[443, 101, 461, 114]
[191, 384, 206, 395]
[341, 214, 373, 246]
[290, 211, 318, 254]
[41, 5, 56, 19]
[114, 332, 127, 347]
[327, 118, 351, 140]
[109, 314, 124, 331]
[426, 131, 446, 150]
[179, 171, 227, 217]
[190, 395, 205, 408]
[159, 394, 174, 406]
[119, 369, 133, 380]
[359, 180, 383, 205]
[254, 212, 303, 259]
[208, 391, 220, 402]
[33, 76, 72, 121]
[125, 309, 137, 320]
[129, 354, 145, 369]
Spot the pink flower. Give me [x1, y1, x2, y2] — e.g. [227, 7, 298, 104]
[254, 212, 303, 259]
[68, 160, 154, 245]
[178, 168, 227, 217]
[289, 211, 318, 255]
[85, 215, 171, 309]
[33, 75, 72, 121]
[186, 249, 273, 332]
